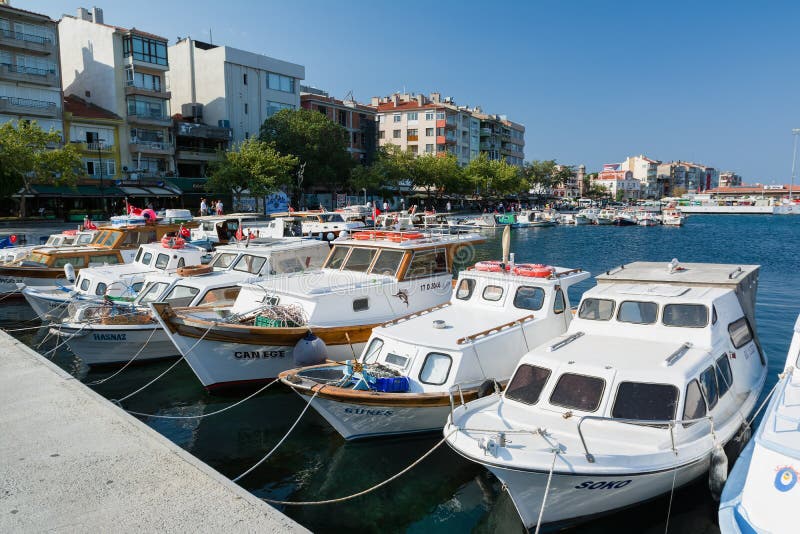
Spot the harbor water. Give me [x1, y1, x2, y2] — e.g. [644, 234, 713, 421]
[2, 214, 795, 533]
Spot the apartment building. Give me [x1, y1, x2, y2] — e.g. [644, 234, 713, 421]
[300, 88, 377, 164]
[620, 155, 661, 198]
[59, 7, 173, 179]
[168, 38, 304, 145]
[552, 163, 584, 198]
[0, 0, 62, 133]
[63, 94, 122, 184]
[371, 92, 525, 167]
[719, 171, 742, 188]
[594, 164, 641, 200]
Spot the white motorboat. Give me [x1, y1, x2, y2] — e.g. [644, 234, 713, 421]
[0, 229, 97, 265]
[575, 208, 599, 225]
[151, 230, 484, 392]
[719, 314, 800, 533]
[51, 239, 331, 365]
[596, 208, 616, 225]
[189, 213, 301, 248]
[662, 208, 686, 227]
[279, 258, 590, 440]
[445, 261, 767, 529]
[636, 211, 661, 226]
[271, 210, 366, 240]
[22, 240, 207, 321]
[516, 210, 555, 228]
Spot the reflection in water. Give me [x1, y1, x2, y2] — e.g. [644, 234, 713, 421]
[3, 215, 798, 532]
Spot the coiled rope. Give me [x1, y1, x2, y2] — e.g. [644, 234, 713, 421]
[258, 429, 458, 505]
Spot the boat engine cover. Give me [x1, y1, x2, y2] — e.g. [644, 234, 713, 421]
[294, 332, 328, 366]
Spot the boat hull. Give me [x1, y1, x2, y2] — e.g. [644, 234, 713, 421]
[478, 456, 709, 528]
[613, 218, 637, 227]
[54, 324, 177, 365]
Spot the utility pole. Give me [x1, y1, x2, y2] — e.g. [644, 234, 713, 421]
[791, 129, 800, 201]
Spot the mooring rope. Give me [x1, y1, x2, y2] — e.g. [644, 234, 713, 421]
[85, 326, 160, 386]
[259, 429, 458, 505]
[125, 378, 279, 419]
[664, 448, 679, 534]
[746, 372, 784, 427]
[232, 388, 320, 483]
[534, 449, 559, 534]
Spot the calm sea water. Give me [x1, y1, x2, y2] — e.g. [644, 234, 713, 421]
[3, 214, 797, 533]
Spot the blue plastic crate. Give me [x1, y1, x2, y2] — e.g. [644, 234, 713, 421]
[373, 376, 410, 393]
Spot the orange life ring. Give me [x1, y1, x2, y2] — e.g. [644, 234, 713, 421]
[475, 260, 509, 272]
[353, 231, 374, 240]
[388, 232, 424, 242]
[514, 263, 555, 278]
[161, 236, 186, 249]
[177, 264, 213, 277]
[63, 230, 78, 236]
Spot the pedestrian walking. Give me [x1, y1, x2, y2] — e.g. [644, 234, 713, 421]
[200, 198, 208, 216]
[383, 200, 389, 212]
[446, 201, 451, 212]
[216, 199, 223, 215]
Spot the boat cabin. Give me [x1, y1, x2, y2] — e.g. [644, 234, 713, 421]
[189, 214, 295, 246]
[271, 210, 365, 239]
[89, 222, 199, 262]
[135, 271, 249, 309]
[22, 248, 124, 271]
[205, 239, 330, 277]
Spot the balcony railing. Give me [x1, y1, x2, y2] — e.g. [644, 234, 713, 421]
[0, 96, 58, 117]
[407, 135, 419, 142]
[124, 81, 171, 99]
[127, 109, 170, 122]
[130, 139, 173, 153]
[0, 28, 54, 46]
[0, 62, 57, 84]
[72, 141, 114, 152]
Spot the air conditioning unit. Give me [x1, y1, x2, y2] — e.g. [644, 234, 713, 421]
[181, 103, 204, 119]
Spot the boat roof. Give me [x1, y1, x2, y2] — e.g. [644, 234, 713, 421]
[596, 261, 760, 288]
[30, 246, 117, 256]
[142, 270, 249, 290]
[460, 266, 590, 288]
[192, 213, 266, 221]
[213, 238, 326, 254]
[525, 333, 709, 382]
[247, 269, 394, 297]
[585, 281, 730, 305]
[332, 231, 484, 249]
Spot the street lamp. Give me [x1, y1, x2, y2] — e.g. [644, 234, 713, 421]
[791, 129, 800, 201]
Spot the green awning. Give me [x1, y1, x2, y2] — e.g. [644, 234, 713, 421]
[22, 185, 126, 197]
[167, 178, 210, 194]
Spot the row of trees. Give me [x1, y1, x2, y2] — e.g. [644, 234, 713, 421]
[208, 108, 608, 208]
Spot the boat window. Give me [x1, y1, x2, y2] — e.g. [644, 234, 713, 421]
[483, 285, 504, 302]
[362, 338, 384, 364]
[53, 256, 86, 268]
[662, 304, 708, 328]
[78, 234, 94, 245]
[712, 306, 718, 325]
[120, 232, 138, 246]
[91, 254, 120, 265]
[353, 297, 369, 312]
[197, 286, 241, 306]
[419, 352, 452, 385]
[682, 379, 707, 425]
[513, 286, 545, 310]
[95, 282, 107, 296]
[141, 252, 153, 266]
[79, 278, 90, 291]
[728, 317, 754, 349]
[405, 249, 447, 279]
[505, 364, 551, 405]
[578, 298, 615, 320]
[131, 282, 144, 293]
[385, 353, 409, 368]
[553, 288, 566, 314]
[232, 254, 267, 274]
[716, 355, 733, 397]
[549, 373, 605, 412]
[135, 282, 169, 304]
[135, 247, 144, 262]
[612, 382, 679, 423]
[699, 366, 719, 410]
[370, 250, 405, 277]
[210, 253, 237, 269]
[320, 213, 344, 223]
[137, 231, 156, 244]
[27, 253, 48, 265]
[155, 253, 170, 270]
[92, 231, 109, 245]
[343, 247, 377, 272]
[163, 285, 200, 307]
[178, 257, 185, 269]
[273, 257, 303, 274]
[103, 232, 120, 246]
[324, 245, 351, 269]
[617, 301, 658, 324]
[456, 278, 476, 300]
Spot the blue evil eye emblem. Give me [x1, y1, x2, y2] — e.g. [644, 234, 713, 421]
[774, 466, 798, 492]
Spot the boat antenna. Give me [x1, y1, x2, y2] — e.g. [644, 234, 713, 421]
[501, 225, 511, 265]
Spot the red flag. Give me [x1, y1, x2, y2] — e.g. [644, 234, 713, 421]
[180, 225, 190, 238]
[235, 226, 244, 241]
[85, 220, 97, 230]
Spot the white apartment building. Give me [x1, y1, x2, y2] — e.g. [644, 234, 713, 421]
[59, 7, 173, 178]
[621, 154, 661, 198]
[594, 166, 641, 200]
[0, 0, 62, 133]
[168, 38, 304, 145]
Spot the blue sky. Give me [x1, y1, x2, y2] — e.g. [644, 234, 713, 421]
[24, 0, 800, 183]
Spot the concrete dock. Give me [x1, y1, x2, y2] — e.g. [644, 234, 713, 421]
[0, 331, 308, 533]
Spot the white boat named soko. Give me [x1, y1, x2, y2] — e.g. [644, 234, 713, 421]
[719, 313, 800, 534]
[151, 230, 483, 392]
[445, 260, 767, 530]
[279, 258, 590, 440]
[22, 240, 207, 320]
[51, 239, 331, 366]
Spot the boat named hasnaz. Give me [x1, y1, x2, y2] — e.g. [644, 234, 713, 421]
[445, 260, 768, 530]
[151, 230, 484, 392]
[278, 259, 590, 440]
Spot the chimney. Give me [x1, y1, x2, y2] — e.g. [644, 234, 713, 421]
[430, 92, 441, 103]
[391, 94, 399, 107]
[370, 96, 379, 107]
[76, 7, 91, 21]
[416, 94, 424, 106]
[91, 7, 104, 24]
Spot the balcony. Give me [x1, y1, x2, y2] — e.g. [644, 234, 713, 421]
[0, 28, 56, 54]
[129, 140, 174, 155]
[127, 110, 171, 126]
[124, 55, 169, 72]
[175, 122, 232, 140]
[406, 135, 418, 142]
[0, 96, 58, 118]
[73, 141, 114, 153]
[479, 128, 492, 136]
[124, 82, 171, 100]
[0, 63, 58, 85]
[175, 146, 223, 162]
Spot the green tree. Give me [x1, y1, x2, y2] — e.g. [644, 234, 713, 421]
[0, 121, 81, 217]
[259, 108, 353, 203]
[413, 153, 464, 199]
[465, 154, 524, 197]
[206, 139, 298, 210]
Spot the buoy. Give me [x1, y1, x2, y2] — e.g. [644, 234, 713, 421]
[708, 443, 728, 501]
[293, 331, 328, 366]
[64, 263, 76, 283]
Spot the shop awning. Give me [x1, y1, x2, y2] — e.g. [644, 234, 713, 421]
[168, 178, 210, 194]
[119, 185, 181, 197]
[18, 185, 126, 198]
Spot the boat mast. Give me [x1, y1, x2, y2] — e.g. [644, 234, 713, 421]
[791, 128, 800, 201]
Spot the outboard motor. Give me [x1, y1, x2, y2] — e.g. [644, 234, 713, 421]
[293, 331, 327, 366]
[64, 263, 76, 283]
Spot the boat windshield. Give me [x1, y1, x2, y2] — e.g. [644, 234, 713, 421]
[136, 282, 170, 304]
[91, 231, 110, 245]
[319, 214, 344, 223]
[210, 253, 237, 270]
[361, 338, 384, 364]
[505, 364, 551, 405]
[578, 298, 615, 320]
[26, 253, 49, 265]
[611, 382, 678, 423]
[231, 254, 267, 274]
[324, 246, 350, 269]
[162, 285, 200, 307]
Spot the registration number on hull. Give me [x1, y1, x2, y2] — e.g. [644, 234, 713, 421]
[574, 480, 632, 490]
[234, 351, 286, 359]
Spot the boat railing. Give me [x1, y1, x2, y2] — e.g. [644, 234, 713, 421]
[381, 303, 451, 327]
[456, 314, 534, 345]
[577, 414, 715, 463]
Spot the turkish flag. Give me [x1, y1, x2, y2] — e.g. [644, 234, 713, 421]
[235, 226, 244, 240]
